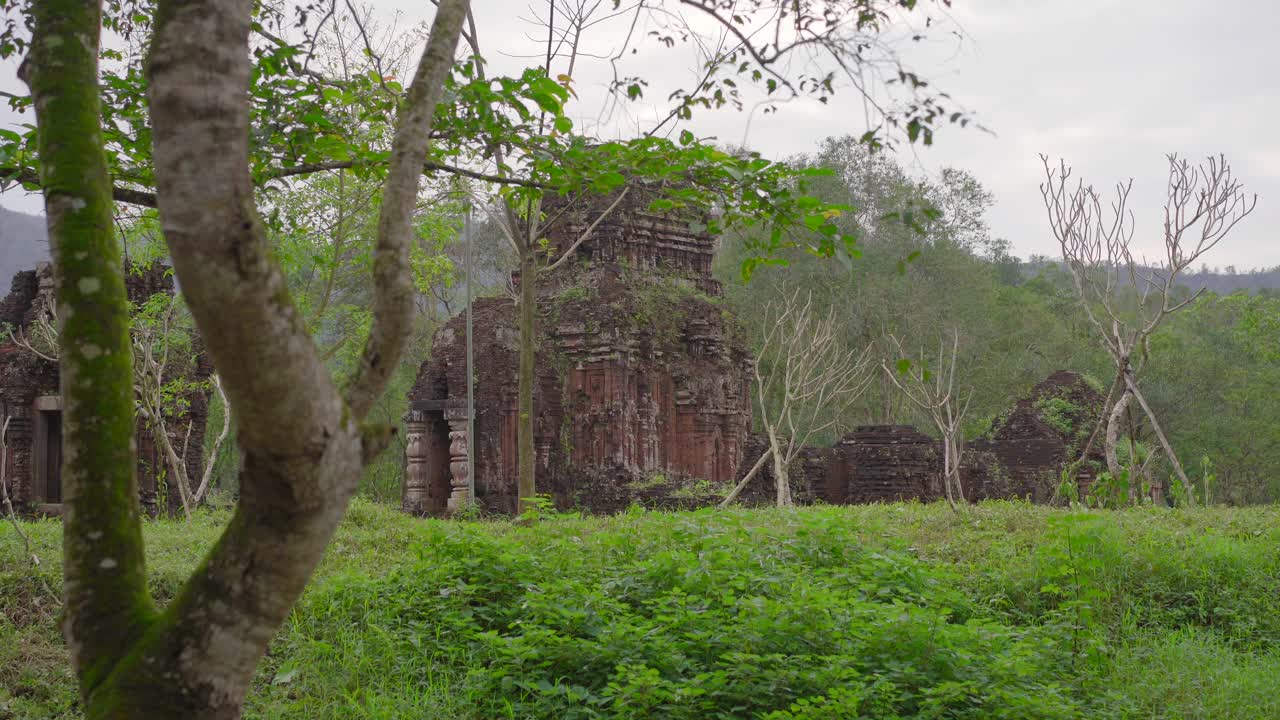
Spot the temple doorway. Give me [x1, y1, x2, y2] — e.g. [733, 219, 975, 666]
[404, 404, 453, 515]
[32, 397, 63, 505]
[423, 411, 452, 513]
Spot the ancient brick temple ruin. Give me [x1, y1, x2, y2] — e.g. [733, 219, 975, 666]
[405, 189, 754, 514]
[0, 262, 212, 516]
[403, 187, 1105, 514]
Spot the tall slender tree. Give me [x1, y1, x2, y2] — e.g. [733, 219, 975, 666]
[18, 0, 467, 714]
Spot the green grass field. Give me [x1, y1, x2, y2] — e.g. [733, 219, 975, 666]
[4, 501, 1279, 719]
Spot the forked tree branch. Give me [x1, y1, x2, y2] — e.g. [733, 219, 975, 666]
[883, 330, 970, 510]
[542, 186, 631, 273]
[743, 286, 873, 506]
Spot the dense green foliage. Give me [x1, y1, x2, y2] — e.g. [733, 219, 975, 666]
[1143, 293, 1280, 503]
[5, 501, 1280, 718]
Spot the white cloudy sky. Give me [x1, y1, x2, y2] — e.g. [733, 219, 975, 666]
[2, 0, 1275, 267]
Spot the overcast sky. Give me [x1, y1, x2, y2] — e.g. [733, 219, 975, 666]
[2, 0, 1275, 268]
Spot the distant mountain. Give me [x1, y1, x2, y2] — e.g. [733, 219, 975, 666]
[0, 205, 49, 289]
[1020, 258, 1280, 295]
[1175, 268, 1280, 295]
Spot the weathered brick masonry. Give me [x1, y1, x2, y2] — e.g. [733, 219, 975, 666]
[0, 262, 211, 516]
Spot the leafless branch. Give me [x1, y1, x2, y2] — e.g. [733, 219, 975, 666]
[883, 329, 969, 510]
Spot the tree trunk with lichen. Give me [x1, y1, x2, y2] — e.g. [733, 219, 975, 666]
[21, 2, 154, 711]
[22, 0, 468, 716]
[765, 425, 793, 507]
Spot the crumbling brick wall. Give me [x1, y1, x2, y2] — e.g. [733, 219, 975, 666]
[822, 425, 942, 504]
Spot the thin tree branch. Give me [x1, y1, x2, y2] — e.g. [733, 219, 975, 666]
[543, 186, 630, 273]
[345, 0, 469, 418]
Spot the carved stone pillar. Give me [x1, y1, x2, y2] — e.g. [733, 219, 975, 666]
[403, 410, 430, 514]
[446, 421, 470, 512]
[634, 393, 658, 473]
[534, 414, 553, 472]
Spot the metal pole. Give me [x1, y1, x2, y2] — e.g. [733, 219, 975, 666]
[465, 199, 475, 506]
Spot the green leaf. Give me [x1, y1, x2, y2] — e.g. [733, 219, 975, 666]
[896, 359, 912, 375]
[599, 171, 626, 189]
[529, 92, 561, 114]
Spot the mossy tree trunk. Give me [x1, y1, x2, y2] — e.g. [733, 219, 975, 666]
[20, 0, 154, 702]
[768, 427, 794, 506]
[22, 0, 468, 716]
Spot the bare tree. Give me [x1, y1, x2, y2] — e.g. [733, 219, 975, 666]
[131, 295, 232, 519]
[1040, 154, 1256, 502]
[882, 331, 971, 511]
[6, 287, 58, 363]
[721, 288, 873, 507]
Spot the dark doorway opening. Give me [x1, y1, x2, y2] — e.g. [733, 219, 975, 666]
[34, 407, 63, 504]
[423, 411, 453, 514]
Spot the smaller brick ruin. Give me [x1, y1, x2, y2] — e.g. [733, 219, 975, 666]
[725, 373, 1104, 508]
[963, 371, 1105, 502]
[0, 262, 212, 516]
[825, 425, 943, 504]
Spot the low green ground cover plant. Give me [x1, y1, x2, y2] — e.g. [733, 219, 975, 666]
[3, 501, 1279, 718]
